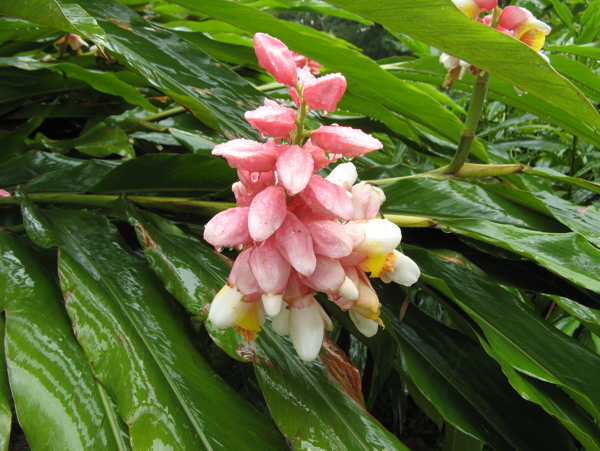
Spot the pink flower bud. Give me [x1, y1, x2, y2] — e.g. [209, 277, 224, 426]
[244, 99, 296, 138]
[212, 139, 277, 172]
[304, 218, 353, 259]
[303, 256, 346, 294]
[275, 212, 316, 277]
[0, 189, 11, 197]
[310, 125, 383, 158]
[249, 237, 291, 295]
[248, 185, 287, 242]
[303, 73, 347, 114]
[254, 33, 298, 87]
[499, 6, 532, 30]
[303, 139, 339, 171]
[203, 207, 252, 248]
[289, 68, 316, 108]
[276, 145, 314, 195]
[300, 175, 355, 221]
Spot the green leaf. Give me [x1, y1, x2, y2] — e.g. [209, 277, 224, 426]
[89, 153, 236, 195]
[0, 151, 113, 189]
[381, 177, 563, 231]
[254, 325, 409, 450]
[382, 302, 573, 451]
[0, 316, 11, 451]
[21, 203, 286, 449]
[0, 56, 157, 112]
[480, 340, 600, 451]
[0, 0, 107, 48]
[23, 159, 122, 193]
[389, 56, 600, 149]
[175, 0, 479, 152]
[66, 0, 264, 138]
[324, 0, 600, 132]
[440, 218, 600, 295]
[126, 205, 246, 361]
[0, 100, 55, 163]
[410, 245, 600, 423]
[0, 231, 128, 450]
[36, 122, 135, 159]
[546, 43, 600, 60]
[549, 0, 575, 34]
[531, 191, 600, 247]
[552, 296, 600, 337]
[524, 167, 600, 196]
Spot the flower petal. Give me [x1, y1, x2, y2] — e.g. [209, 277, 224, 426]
[249, 236, 291, 294]
[212, 139, 277, 172]
[254, 33, 298, 87]
[275, 211, 317, 277]
[303, 73, 347, 113]
[300, 174, 355, 221]
[304, 218, 353, 259]
[276, 145, 314, 195]
[289, 297, 326, 362]
[310, 125, 382, 158]
[248, 185, 287, 242]
[203, 207, 252, 248]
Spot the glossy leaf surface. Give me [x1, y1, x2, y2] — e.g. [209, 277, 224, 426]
[382, 302, 572, 451]
[90, 153, 236, 195]
[325, 0, 600, 131]
[126, 205, 246, 361]
[0, 317, 10, 451]
[254, 326, 408, 450]
[410, 245, 600, 423]
[0, 231, 126, 450]
[21, 202, 285, 450]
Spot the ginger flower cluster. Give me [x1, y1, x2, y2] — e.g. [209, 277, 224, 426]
[204, 33, 420, 362]
[442, 1, 551, 87]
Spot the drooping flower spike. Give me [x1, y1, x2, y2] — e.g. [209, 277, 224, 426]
[441, 2, 551, 87]
[205, 33, 420, 362]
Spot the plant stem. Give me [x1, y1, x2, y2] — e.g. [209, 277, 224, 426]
[0, 193, 235, 215]
[442, 69, 490, 174]
[442, 6, 500, 174]
[566, 135, 578, 199]
[141, 106, 186, 122]
[292, 86, 309, 146]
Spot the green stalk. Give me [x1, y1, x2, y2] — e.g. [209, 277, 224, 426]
[292, 84, 309, 146]
[443, 69, 490, 174]
[442, 6, 500, 174]
[141, 106, 186, 122]
[0, 193, 234, 215]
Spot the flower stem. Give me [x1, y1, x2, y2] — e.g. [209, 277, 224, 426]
[292, 86, 309, 146]
[442, 6, 500, 175]
[442, 69, 490, 174]
[0, 193, 234, 215]
[141, 106, 185, 122]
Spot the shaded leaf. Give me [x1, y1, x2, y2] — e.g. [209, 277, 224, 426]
[0, 316, 10, 451]
[325, 0, 600, 132]
[254, 327, 409, 450]
[410, 245, 600, 423]
[382, 302, 573, 451]
[89, 153, 236, 195]
[21, 202, 286, 450]
[0, 231, 128, 450]
[0, 56, 156, 111]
